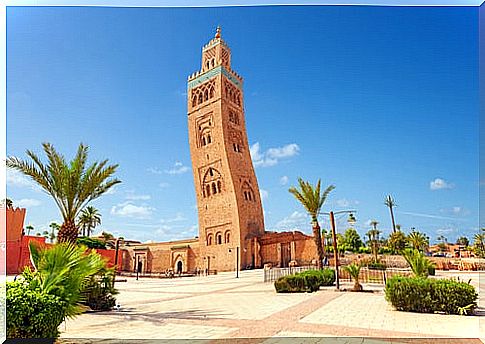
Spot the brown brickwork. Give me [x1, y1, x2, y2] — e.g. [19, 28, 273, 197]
[187, 27, 265, 272]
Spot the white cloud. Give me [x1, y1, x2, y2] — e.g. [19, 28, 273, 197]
[7, 169, 41, 191]
[430, 178, 454, 190]
[267, 144, 300, 159]
[259, 189, 268, 201]
[147, 167, 163, 175]
[250, 142, 299, 168]
[276, 211, 310, 231]
[439, 206, 470, 217]
[165, 161, 189, 175]
[398, 211, 467, 222]
[335, 198, 360, 208]
[110, 202, 154, 219]
[125, 194, 151, 201]
[160, 212, 186, 224]
[14, 198, 41, 208]
[279, 176, 289, 185]
[159, 182, 170, 188]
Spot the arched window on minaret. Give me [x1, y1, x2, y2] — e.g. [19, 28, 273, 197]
[198, 93, 203, 105]
[207, 234, 213, 246]
[216, 232, 222, 245]
[202, 137, 206, 146]
[225, 231, 231, 244]
[207, 134, 211, 144]
[206, 184, 211, 197]
[217, 180, 222, 193]
[212, 182, 217, 194]
[204, 89, 209, 101]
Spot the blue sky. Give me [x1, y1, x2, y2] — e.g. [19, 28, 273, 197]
[6, 6, 479, 244]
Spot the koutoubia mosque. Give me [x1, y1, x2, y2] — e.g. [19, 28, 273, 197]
[118, 28, 318, 274]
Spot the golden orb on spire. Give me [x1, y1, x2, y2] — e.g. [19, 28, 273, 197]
[215, 26, 221, 39]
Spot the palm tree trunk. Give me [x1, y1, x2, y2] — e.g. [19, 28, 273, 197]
[58, 220, 78, 243]
[312, 219, 324, 270]
[389, 206, 396, 233]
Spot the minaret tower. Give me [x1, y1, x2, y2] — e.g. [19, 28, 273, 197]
[187, 27, 265, 271]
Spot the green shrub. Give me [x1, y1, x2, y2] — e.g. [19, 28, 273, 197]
[358, 247, 371, 254]
[7, 280, 67, 339]
[274, 269, 335, 293]
[76, 236, 107, 249]
[385, 276, 477, 315]
[82, 268, 118, 311]
[319, 268, 336, 286]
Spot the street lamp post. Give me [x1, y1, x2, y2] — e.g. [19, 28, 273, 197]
[322, 210, 357, 291]
[136, 255, 140, 280]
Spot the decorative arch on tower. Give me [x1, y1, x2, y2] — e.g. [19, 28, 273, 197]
[202, 167, 223, 198]
[242, 181, 255, 202]
[191, 79, 216, 109]
[224, 80, 241, 108]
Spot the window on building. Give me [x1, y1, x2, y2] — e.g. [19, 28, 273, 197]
[225, 231, 230, 244]
[216, 233, 222, 245]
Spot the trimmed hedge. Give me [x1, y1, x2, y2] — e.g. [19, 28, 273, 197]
[274, 269, 335, 293]
[7, 281, 67, 339]
[385, 276, 477, 315]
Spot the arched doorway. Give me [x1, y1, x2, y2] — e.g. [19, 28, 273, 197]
[177, 260, 183, 275]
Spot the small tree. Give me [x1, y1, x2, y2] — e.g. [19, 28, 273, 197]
[388, 231, 407, 254]
[289, 178, 335, 270]
[26, 225, 34, 236]
[366, 221, 381, 263]
[343, 263, 362, 291]
[343, 228, 363, 253]
[456, 236, 469, 247]
[402, 248, 435, 278]
[407, 230, 429, 252]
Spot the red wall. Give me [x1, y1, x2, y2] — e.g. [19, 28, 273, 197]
[7, 235, 48, 275]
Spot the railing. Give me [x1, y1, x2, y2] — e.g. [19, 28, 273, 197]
[338, 267, 413, 285]
[263, 265, 317, 282]
[263, 265, 412, 284]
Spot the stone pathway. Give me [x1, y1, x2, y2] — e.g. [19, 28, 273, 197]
[58, 270, 484, 343]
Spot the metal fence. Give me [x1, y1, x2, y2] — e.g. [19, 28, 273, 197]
[263, 265, 317, 282]
[338, 267, 412, 285]
[263, 266, 412, 284]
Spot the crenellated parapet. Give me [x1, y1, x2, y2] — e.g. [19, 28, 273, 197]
[6, 207, 26, 242]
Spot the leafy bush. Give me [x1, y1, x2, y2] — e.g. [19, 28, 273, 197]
[7, 280, 66, 339]
[274, 269, 335, 293]
[358, 246, 371, 254]
[77, 236, 107, 249]
[82, 267, 118, 311]
[7, 242, 117, 339]
[360, 257, 386, 270]
[385, 276, 478, 315]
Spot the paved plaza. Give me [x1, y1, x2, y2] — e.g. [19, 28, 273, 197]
[58, 270, 485, 343]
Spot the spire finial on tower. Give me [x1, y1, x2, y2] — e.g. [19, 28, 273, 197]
[215, 26, 221, 39]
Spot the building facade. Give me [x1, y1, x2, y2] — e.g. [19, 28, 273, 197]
[120, 29, 317, 274]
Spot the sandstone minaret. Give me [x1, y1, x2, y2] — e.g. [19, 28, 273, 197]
[187, 27, 265, 271]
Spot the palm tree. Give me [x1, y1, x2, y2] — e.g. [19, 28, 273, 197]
[78, 206, 101, 237]
[366, 221, 381, 263]
[25, 225, 34, 236]
[6, 142, 121, 243]
[407, 230, 429, 252]
[402, 248, 434, 278]
[2, 198, 13, 209]
[343, 263, 362, 291]
[49, 222, 60, 243]
[289, 178, 335, 270]
[384, 195, 397, 233]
